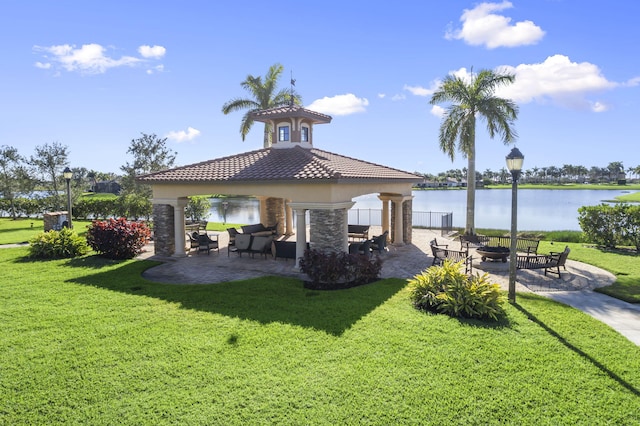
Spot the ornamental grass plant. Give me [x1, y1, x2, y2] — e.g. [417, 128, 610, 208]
[408, 260, 505, 320]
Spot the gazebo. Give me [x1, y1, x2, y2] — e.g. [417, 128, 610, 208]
[138, 104, 422, 264]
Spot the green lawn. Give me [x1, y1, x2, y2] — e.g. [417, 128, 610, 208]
[1, 246, 638, 424]
[0, 218, 92, 245]
[614, 191, 640, 203]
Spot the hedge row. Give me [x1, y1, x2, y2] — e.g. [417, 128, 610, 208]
[0, 195, 152, 221]
[578, 203, 640, 252]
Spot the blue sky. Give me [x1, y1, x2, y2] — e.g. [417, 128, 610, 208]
[2, 1, 639, 175]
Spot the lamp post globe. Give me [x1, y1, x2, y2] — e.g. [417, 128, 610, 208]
[63, 167, 73, 229]
[506, 147, 524, 303]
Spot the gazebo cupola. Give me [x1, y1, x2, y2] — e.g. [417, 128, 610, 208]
[250, 104, 332, 149]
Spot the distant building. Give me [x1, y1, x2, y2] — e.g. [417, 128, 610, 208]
[92, 181, 121, 195]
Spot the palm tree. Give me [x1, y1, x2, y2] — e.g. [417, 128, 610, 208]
[222, 63, 301, 148]
[430, 69, 518, 235]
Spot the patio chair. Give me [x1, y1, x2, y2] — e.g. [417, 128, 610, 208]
[187, 231, 199, 251]
[248, 235, 273, 259]
[226, 227, 240, 257]
[231, 233, 252, 257]
[349, 239, 372, 257]
[197, 232, 219, 255]
[370, 230, 389, 254]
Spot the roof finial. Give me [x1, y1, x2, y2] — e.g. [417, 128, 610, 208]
[290, 71, 296, 106]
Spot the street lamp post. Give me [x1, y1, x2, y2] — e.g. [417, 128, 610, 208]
[63, 167, 73, 229]
[506, 147, 524, 303]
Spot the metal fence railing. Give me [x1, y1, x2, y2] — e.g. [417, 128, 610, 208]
[347, 209, 454, 236]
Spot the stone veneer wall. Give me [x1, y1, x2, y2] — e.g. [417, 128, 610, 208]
[43, 211, 68, 231]
[389, 200, 412, 244]
[402, 199, 412, 244]
[390, 204, 396, 244]
[309, 208, 347, 252]
[264, 197, 285, 236]
[153, 204, 175, 256]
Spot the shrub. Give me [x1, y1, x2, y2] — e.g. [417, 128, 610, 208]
[299, 248, 382, 290]
[29, 227, 89, 259]
[407, 260, 505, 321]
[578, 203, 640, 251]
[86, 218, 151, 259]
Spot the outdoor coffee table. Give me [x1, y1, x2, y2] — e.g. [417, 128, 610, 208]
[476, 246, 510, 262]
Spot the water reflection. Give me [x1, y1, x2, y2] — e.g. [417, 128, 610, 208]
[209, 198, 260, 225]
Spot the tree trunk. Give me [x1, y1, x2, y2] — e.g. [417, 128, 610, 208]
[263, 124, 271, 149]
[465, 133, 476, 235]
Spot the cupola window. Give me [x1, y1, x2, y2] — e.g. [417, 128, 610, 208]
[278, 126, 290, 142]
[301, 126, 309, 142]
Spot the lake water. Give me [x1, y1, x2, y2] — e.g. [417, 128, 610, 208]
[208, 189, 637, 231]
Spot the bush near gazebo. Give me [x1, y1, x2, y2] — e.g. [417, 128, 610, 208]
[86, 218, 151, 259]
[299, 248, 382, 290]
[408, 260, 505, 321]
[28, 227, 89, 259]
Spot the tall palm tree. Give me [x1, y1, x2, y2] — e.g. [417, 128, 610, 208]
[430, 69, 518, 235]
[222, 63, 301, 148]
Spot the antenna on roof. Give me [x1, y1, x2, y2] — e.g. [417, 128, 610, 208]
[290, 71, 296, 106]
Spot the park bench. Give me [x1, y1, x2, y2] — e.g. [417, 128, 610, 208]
[516, 246, 570, 278]
[460, 234, 539, 255]
[430, 238, 473, 274]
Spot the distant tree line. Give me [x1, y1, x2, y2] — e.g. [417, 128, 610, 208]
[416, 161, 640, 186]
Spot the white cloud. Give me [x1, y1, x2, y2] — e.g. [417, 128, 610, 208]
[625, 76, 640, 87]
[307, 94, 369, 116]
[404, 82, 440, 97]
[496, 55, 617, 110]
[430, 105, 446, 118]
[146, 64, 165, 75]
[446, 1, 545, 49]
[377, 93, 386, 99]
[138, 45, 166, 59]
[33, 43, 165, 74]
[391, 94, 406, 101]
[590, 101, 609, 113]
[166, 127, 201, 143]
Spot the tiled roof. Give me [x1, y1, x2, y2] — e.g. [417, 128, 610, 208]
[137, 146, 422, 184]
[250, 105, 332, 124]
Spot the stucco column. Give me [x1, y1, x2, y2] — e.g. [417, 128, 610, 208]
[378, 195, 391, 235]
[389, 195, 413, 246]
[293, 208, 307, 269]
[172, 198, 189, 257]
[256, 195, 268, 224]
[285, 200, 294, 235]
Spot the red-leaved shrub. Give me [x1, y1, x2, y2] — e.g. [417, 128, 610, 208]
[86, 218, 151, 259]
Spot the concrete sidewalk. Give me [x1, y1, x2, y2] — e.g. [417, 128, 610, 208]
[538, 290, 640, 345]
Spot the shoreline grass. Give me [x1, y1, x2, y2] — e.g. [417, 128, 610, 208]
[1, 247, 639, 423]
